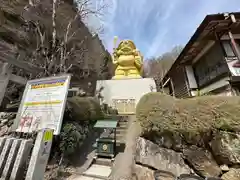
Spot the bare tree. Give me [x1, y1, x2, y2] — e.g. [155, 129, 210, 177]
[145, 58, 169, 92]
[145, 46, 183, 92]
[77, 0, 107, 20]
[28, 0, 108, 77]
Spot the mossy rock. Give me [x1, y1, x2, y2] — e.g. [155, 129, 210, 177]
[136, 92, 240, 145]
[67, 96, 104, 122]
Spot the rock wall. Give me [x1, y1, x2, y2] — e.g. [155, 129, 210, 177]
[135, 137, 191, 177]
[135, 135, 240, 179]
[0, 112, 15, 136]
[136, 93, 240, 179]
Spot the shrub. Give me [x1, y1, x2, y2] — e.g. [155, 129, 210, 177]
[59, 122, 89, 156]
[136, 92, 240, 144]
[67, 96, 104, 121]
[56, 97, 103, 158]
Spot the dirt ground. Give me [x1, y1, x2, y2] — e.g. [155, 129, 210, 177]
[110, 115, 141, 180]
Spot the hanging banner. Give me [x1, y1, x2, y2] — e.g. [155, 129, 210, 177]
[13, 74, 71, 135]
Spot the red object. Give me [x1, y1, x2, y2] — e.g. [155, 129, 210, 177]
[20, 116, 28, 131]
[232, 61, 240, 68]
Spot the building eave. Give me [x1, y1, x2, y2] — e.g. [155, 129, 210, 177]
[164, 12, 240, 80]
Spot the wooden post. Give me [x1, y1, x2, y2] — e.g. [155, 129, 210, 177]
[0, 63, 11, 106]
[228, 31, 240, 61]
[170, 78, 175, 97]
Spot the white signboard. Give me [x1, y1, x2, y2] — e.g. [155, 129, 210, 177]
[13, 74, 71, 135]
[226, 57, 240, 76]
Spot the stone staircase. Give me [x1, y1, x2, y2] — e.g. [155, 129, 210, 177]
[68, 116, 132, 180]
[114, 115, 129, 144]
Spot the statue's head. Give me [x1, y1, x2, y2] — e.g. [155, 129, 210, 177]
[116, 40, 137, 55]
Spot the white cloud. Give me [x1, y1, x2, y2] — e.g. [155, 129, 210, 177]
[83, 0, 240, 58]
[145, 1, 179, 57]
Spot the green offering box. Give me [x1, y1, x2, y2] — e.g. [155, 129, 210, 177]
[96, 137, 115, 158]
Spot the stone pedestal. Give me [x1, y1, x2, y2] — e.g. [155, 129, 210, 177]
[96, 78, 156, 114]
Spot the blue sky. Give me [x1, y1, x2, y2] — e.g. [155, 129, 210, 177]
[87, 0, 240, 59]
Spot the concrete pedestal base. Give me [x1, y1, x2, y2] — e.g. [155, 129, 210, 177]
[96, 78, 156, 114]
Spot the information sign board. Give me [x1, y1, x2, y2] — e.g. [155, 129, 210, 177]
[13, 74, 71, 135]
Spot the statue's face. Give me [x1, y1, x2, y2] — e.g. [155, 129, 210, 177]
[118, 40, 134, 53]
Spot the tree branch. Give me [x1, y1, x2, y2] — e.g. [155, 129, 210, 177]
[49, 0, 57, 73]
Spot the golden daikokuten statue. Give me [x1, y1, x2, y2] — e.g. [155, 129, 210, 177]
[111, 37, 143, 79]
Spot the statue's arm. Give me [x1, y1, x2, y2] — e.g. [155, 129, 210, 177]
[112, 50, 118, 65]
[134, 50, 143, 69]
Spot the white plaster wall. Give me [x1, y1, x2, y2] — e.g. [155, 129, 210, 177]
[185, 66, 198, 89]
[96, 78, 156, 109]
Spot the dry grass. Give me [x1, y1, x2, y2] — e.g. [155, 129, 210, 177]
[136, 92, 240, 143]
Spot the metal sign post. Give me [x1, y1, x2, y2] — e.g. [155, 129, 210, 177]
[25, 129, 53, 180]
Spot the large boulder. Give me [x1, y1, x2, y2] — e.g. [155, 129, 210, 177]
[210, 131, 240, 165]
[152, 132, 187, 152]
[135, 137, 191, 177]
[183, 146, 221, 178]
[222, 168, 240, 180]
[134, 165, 155, 180]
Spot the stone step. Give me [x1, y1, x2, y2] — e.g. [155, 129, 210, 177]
[82, 164, 111, 180]
[67, 174, 103, 180]
[118, 120, 128, 125]
[116, 139, 125, 144]
[115, 128, 126, 134]
[117, 122, 128, 128]
[94, 158, 112, 167]
[119, 117, 129, 122]
[80, 174, 108, 180]
[108, 133, 125, 141]
[106, 115, 128, 122]
[117, 126, 127, 131]
[115, 133, 125, 139]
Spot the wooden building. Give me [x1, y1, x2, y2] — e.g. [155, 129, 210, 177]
[162, 12, 240, 98]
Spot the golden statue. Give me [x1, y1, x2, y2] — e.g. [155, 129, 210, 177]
[111, 36, 143, 80]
